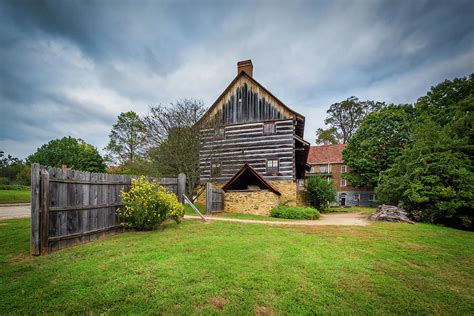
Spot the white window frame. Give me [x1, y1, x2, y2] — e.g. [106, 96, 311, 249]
[354, 193, 360, 201]
[340, 179, 347, 187]
[266, 158, 279, 174]
[369, 194, 377, 201]
[320, 165, 326, 173]
[341, 165, 347, 173]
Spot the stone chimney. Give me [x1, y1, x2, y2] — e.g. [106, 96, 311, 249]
[237, 59, 253, 77]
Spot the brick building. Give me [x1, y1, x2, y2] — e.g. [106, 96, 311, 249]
[307, 144, 377, 207]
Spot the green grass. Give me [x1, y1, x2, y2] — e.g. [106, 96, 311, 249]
[1, 218, 473, 314]
[0, 189, 31, 204]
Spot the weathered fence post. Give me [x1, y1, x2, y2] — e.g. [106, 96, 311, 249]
[177, 173, 186, 203]
[30, 163, 40, 255]
[40, 170, 50, 254]
[206, 182, 212, 215]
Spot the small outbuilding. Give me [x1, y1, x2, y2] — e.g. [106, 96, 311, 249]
[222, 164, 281, 215]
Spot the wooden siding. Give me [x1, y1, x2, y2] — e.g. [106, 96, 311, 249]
[203, 76, 296, 126]
[200, 119, 295, 182]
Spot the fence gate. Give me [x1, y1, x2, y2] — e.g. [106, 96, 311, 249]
[205, 182, 224, 214]
[30, 163, 186, 255]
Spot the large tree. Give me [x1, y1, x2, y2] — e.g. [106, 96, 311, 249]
[105, 111, 146, 165]
[144, 99, 207, 196]
[377, 74, 474, 229]
[316, 97, 384, 144]
[342, 105, 414, 188]
[27, 137, 106, 172]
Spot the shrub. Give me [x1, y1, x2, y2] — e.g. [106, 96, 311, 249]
[0, 185, 30, 191]
[118, 176, 184, 230]
[271, 205, 320, 220]
[0, 177, 10, 185]
[304, 176, 337, 211]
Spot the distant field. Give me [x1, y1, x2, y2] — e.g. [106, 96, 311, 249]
[0, 189, 31, 204]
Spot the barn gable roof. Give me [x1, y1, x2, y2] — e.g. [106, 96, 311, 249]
[197, 69, 305, 127]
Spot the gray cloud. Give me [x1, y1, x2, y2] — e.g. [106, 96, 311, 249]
[0, 0, 473, 159]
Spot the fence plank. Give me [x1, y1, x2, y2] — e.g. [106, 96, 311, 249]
[40, 170, 49, 254]
[30, 163, 40, 255]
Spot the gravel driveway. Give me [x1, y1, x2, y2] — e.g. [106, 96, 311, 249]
[0, 204, 31, 220]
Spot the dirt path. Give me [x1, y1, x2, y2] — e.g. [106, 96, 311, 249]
[184, 213, 369, 226]
[0, 204, 31, 220]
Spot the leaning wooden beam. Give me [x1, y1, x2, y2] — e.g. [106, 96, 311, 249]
[183, 195, 207, 222]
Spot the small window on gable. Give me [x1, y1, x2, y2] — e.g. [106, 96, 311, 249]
[340, 179, 347, 187]
[341, 165, 347, 173]
[263, 122, 276, 135]
[266, 159, 279, 175]
[215, 127, 225, 140]
[211, 162, 222, 178]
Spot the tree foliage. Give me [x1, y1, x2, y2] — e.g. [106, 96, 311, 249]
[343, 105, 414, 187]
[0, 151, 29, 185]
[105, 111, 146, 165]
[317, 96, 384, 144]
[377, 74, 474, 229]
[304, 176, 337, 211]
[27, 137, 106, 172]
[144, 99, 207, 196]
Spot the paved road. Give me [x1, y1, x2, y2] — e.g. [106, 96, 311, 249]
[0, 204, 30, 220]
[184, 213, 369, 226]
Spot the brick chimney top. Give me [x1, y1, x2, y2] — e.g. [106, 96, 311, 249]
[237, 59, 253, 77]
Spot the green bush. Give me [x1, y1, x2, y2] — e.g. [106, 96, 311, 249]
[118, 176, 185, 230]
[0, 185, 30, 191]
[0, 177, 10, 185]
[270, 205, 320, 220]
[304, 176, 337, 211]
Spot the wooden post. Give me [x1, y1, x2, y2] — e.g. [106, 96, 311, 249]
[30, 163, 41, 256]
[206, 182, 212, 215]
[177, 173, 186, 203]
[40, 170, 50, 254]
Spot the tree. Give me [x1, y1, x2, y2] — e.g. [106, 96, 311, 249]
[315, 127, 338, 145]
[304, 176, 337, 211]
[0, 150, 29, 184]
[343, 105, 414, 188]
[377, 74, 474, 229]
[318, 97, 384, 144]
[27, 137, 106, 172]
[143, 99, 207, 196]
[105, 111, 146, 165]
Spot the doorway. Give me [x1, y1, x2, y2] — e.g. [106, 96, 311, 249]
[340, 193, 347, 206]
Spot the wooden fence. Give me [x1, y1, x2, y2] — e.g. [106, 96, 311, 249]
[30, 164, 186, 255]
[205, 182, 224, 214]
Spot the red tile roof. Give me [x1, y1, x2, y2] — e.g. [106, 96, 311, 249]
[308, 144, 346, 164]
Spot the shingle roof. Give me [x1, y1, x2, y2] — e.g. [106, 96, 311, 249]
[308, 144, 346, 164]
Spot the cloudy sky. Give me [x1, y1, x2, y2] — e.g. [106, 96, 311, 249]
[0, 0, 473, 159]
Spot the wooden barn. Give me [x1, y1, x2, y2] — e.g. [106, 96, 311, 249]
[198, 60, 310, 215]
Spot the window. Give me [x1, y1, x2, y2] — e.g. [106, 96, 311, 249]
[215, 127, 225, 140]
[211, 162, 222, 178]
[266, 159, 279, 174]
[263, 122, 276, 135]
[310, 166, 315, 173]
[369, 194, 377, 201]
[320, 165, 326, 173]
[341, 165, 347, 173]
[340, 179, 347, 187]
[328, 163, 332, 173]
[354, 194, 360, 201]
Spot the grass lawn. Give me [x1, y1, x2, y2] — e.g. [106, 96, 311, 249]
[0, 189, 31, 204]
[185, 204, 300, 221]
[1, 218, 473, 314]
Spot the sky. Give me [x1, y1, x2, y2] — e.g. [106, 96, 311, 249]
[0, 0, 473, 159]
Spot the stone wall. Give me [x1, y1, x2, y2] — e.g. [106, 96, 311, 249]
[269, 180, 305, 206]
[224, 190, 279, 216]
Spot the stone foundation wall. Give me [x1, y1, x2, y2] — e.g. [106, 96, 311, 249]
[224, 190, 279, 216]
[268, 180, 306, 206]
